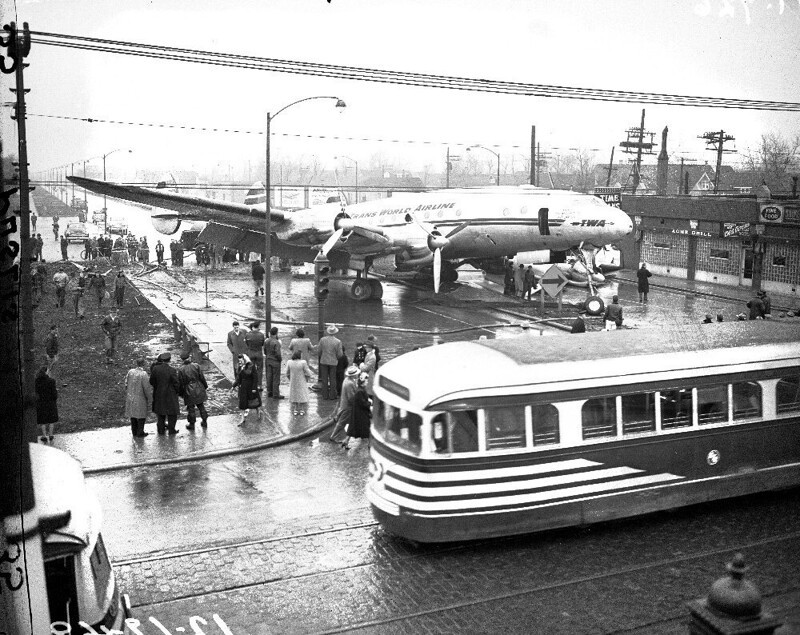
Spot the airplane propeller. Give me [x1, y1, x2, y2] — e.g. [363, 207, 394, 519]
[406, 214, 470, 293]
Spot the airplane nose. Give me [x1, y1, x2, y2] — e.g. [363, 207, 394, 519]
[620, 210, 633, 236]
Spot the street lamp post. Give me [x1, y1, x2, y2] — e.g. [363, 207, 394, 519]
[101, 148, 132, 234]
[264, 96, 346, 333]
[335, 155, 358, 204]
[467, 145, 501, 186]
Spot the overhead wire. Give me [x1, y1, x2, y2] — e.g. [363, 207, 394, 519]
[28, 31, 800, 112]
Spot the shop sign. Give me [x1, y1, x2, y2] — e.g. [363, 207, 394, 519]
[671, 228, 712, 237]
[759, 204, 783, 223]
[689, 219, 698, 229]
[785, 206, 800, 223]
[723, 222, 750, 238]
[593, 186, 621, 208]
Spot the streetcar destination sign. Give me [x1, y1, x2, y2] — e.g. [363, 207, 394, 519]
[541, 264, 569, 298]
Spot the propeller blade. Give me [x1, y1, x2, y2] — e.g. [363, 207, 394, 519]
[321, 228, 344, 256]
[433, 248, 442, 293]
[446, 221, 470, 238]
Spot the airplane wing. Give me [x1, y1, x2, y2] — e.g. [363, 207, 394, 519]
[67, 176, 288, 223]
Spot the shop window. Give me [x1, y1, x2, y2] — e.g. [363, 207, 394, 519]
[582, 397, 617, 439]
[777, 374, 800, 413]
[710, 249, 730, 260]
[661, 388, 692, 429]
[697, 385, 728, 425]
[485, 406, 526, 450]
[622, 392, 656, 434]
[531, 403, 559, 445]
[773, 255, 787, 267]
[732, 381, 762, 420]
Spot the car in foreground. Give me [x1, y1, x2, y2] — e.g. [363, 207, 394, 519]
[64, 222, 90, 243]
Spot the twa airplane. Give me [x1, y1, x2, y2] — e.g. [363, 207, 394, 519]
[68, 176, 633, 301]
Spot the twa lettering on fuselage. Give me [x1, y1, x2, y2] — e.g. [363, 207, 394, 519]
[571, 219, 607, 227]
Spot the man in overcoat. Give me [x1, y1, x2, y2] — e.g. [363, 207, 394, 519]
[178, 352, 209, 429]
[150, 352, 181, 435]
[226, 321, 247, 378]
[125, 358, 153, 437]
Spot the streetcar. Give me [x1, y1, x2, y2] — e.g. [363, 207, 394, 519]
[31, 443, 132, 632]
[367, 320, 800, 542]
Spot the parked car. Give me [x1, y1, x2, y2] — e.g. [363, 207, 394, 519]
[91, 209, 106, 224]
[106, 218, 128, 235]
[64, 222, 90, 243]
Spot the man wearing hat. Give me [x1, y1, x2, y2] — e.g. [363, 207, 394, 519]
[330, 364, 359, 443]
[178, 351, 209, 429]
[318, 324, 344, 400]
[244, 321, 266, 385]
[150, 352, 181, 435]
[264, 326, 284, 399]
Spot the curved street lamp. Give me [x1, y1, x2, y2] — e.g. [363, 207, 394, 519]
[334, 155, 358, 205]
[264, 96, 346, 332]
[467, 145, 501, 186]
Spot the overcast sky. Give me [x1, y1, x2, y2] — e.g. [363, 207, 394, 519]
[3, 0, 799, 183]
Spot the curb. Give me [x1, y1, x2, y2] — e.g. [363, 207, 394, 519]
[82, 418, 333, 475]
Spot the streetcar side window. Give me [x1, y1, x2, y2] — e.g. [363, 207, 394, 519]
[448, 410, 479, 453]
[660, 388, 692, 429]
[621, 392, 656, 434]
[697, 384, 728, 425]
[732, 381, 762, 420]
[582, 397, 617, 440]
[484, 406, 526, 450]
[531, 403, 559, 445]
[776, 374, 800, 414]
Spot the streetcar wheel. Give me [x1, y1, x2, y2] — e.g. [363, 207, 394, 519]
[368, 279, 384, 299]
[350, 279, 373, 301]
[585, 295, 605, 316]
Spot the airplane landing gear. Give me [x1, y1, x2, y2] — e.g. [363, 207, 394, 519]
[350, 278, 383, 301]
[584, 295, 605, 316]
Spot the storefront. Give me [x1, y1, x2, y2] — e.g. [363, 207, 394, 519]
[620, 195, 800, 299]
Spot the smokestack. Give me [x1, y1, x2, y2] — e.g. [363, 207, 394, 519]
[656, 126, 669, 195]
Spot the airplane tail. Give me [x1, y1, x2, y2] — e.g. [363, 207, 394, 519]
[244, 182, 267, 206]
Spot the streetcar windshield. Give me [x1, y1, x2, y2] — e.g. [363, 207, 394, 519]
[373, 397, 423, 454]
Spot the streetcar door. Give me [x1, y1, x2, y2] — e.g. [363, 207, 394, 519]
[45, 553, 80, 631]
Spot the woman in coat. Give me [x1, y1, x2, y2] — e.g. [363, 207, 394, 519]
[359, 342, 377, 396]
[343, 373, 372, 450]
[232, 354, 262, 426]
[286, 350, 313, 416]
[125, 358, 153, 437]
[35, 366, 58, 443]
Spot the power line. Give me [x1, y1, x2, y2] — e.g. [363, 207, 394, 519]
[29, 31, 800, 112]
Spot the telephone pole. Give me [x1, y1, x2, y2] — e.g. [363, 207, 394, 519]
[0, 22, 53, 635]
[619, 109, 656, 193]
[699, 130, 736, 193]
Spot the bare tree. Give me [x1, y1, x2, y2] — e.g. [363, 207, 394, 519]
[741, 132, 800, 190]
[571, 148, 597, 192]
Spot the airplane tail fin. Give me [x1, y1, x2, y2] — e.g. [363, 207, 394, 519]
[244, 182, 267, 206]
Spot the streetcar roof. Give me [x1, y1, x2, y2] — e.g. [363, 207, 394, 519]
[30, 443, 99, 549]
[375, 321, 800, 409]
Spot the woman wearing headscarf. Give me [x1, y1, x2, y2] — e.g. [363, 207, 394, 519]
[287, 349, 313, 416]
[232, 354, 262, 426]
[359, 341, 378, 396]
[35, 366, 58, 443]
[329, 365, 359, 444]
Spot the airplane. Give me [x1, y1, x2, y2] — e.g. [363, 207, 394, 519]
[68, 176, 633, 302]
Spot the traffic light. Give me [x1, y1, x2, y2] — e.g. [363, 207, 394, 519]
[314, 255, 331, 300]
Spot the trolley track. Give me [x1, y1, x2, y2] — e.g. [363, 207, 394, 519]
[119, 489, 800, 633]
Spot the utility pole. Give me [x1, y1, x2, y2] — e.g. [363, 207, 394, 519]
[530, 125, 536, 185]
[606, 146, 615, 187]
[446, 147, 450, 188]
[0, 21, 53, 635]
[699, 130, 736, 193]
[619, 109, 656, 193]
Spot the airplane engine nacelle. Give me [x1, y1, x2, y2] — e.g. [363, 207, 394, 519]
[151, 213, 182, 235]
